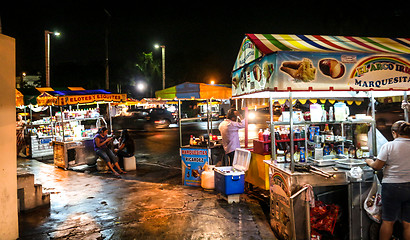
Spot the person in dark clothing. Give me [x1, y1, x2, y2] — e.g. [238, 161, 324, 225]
[114, 129, 135, 167]
[94, 127, 126, 176]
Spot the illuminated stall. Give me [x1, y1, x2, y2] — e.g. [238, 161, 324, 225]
[156, 82, 232, 187]
[37, 89, 127, 169]
[232, 34, 410, 239]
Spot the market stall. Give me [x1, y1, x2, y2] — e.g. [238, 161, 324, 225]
[155, 82, 232, 187]
[231, 34, 410, 239]
[36, 89, 127, 169]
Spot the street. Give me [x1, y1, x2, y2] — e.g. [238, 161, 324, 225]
[17, 121, 275, 240]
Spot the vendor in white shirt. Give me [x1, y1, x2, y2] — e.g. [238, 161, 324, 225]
[218, 108, 245, 165]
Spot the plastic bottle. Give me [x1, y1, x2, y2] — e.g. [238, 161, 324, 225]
[258, 129, 263, 141]
[190, 135, 194, 145]
[321, 105, 327, 122]
[329, 106, 334, 122]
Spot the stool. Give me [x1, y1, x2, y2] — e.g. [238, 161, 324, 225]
[96, 158, 109, 171]
[123, 156, 136, 171]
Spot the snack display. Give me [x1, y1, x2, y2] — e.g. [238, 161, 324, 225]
[319, 58, 346, 79]
[280, 58, 316, 82]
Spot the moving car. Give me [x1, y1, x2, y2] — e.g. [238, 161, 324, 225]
[112, 108, 176, 131]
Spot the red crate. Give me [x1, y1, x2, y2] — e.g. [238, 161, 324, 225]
[253, 139, 271, 155]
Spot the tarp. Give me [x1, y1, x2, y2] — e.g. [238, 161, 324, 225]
[16, 89, 24, 107]
[232, 34, 410, 95]
[155, 82, 231, 99]
[36, 89, 127, 106]
[17, 87, 86, 105]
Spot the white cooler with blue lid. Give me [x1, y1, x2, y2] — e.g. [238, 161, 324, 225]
[214, 148, 251, 195]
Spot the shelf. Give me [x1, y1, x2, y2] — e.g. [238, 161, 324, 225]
[276, 138, 305, 143]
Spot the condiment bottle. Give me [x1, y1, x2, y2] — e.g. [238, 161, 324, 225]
[258, 129, 263, 141]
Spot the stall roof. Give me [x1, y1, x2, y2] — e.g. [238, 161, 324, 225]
[247, 34, 410, 54]
[36, 89, 127, 106]
[155, 82, 232, 100]
[234, 34, 410, 71]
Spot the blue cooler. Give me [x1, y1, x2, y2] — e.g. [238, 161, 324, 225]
[214, 149, 251, 195]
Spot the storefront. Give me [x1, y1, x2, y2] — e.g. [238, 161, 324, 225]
[232, 34, 410, 239]
[36, 89, 127, 169]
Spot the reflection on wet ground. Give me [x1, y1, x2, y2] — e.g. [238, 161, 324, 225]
[18, 158, 275, 239]
[18, 122, 275, 239]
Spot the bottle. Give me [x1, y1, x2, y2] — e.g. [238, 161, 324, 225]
[190, 135, 194, 145]
[277, 150, 285, 163]
[329, 106, 334, 122]
[285, 144, 291, 163]
[263, 128, 270, 142]
[348, 145, 356, 159]
[300, 147, 306, 162]
[294, 145, 300, 162]
[258, 129, 263, 141]
[321, 105, 327, 122]
[324, 124, 330, 133]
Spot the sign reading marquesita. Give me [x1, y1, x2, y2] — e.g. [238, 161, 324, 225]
[349, 55, 410, 90]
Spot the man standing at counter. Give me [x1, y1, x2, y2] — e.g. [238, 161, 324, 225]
[218, 108, 245, 165]
[366, 120, 410, 240]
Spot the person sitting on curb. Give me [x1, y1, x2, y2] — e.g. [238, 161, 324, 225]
[94, 127, 126, 176]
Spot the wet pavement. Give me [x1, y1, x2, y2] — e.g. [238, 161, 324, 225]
[17, 156, 275, 239]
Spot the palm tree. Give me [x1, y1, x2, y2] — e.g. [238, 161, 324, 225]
[135, 52, 161, 97]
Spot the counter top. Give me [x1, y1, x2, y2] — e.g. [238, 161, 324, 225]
[264, 160, 374, 192]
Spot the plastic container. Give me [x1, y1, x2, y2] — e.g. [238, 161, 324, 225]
[310, 103, 322, 122]
[214, 149, 251, 195]
[201, 165, 215, 189]
[334, 102, 350, 121]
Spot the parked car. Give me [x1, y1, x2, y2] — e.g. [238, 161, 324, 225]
[112, 108, 176, 131]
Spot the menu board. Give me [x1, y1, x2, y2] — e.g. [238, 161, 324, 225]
[181, 147, 209, 187]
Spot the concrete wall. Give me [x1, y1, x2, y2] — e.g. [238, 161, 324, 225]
[0, 34, 19, 239]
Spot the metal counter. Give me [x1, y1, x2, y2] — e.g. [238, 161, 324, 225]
[264, 161, 375, 240]
[53, 139, 97, 169]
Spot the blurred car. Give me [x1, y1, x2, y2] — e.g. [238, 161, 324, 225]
[112, 108, 176, 131]
[246, 107, 281, 124]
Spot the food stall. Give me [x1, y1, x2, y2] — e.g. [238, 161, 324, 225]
[37, 89, 127, 169]
[231, 34, 410, 239]
[155, 82, 232, 187]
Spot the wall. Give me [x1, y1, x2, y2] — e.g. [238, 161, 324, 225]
[0, 34, 19, 239]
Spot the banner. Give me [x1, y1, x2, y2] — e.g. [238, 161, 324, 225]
[232, 51, 410, 96]
[181, 148, 209, 187]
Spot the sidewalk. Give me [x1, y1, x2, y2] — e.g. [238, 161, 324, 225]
[18, 158, 276, 240]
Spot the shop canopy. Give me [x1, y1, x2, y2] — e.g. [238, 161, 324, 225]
[232, 34, 410, 96]
[37, 89, 127, 106]
[155, 82, 231, 100]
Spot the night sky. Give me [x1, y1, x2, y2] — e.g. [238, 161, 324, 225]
[2, 1, 410, 97]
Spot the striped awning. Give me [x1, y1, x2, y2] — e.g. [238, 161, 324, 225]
[246, 34, 410, 54]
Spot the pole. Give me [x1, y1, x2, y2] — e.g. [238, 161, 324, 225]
[404, 91, 409, 122]
[161, 46, 165, 89]
[104, 9, 111, 90]
[289, 92, 294, 173]
[45, 30, 51, 87]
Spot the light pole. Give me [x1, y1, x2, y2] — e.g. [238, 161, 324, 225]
[45, 30, 60, 87]
[155, 44, 166, 89]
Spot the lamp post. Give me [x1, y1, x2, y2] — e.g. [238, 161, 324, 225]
[45, 30, 60, 87]
[155, 44, 166, 89]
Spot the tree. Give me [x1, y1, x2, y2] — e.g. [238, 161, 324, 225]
[134, 52, 161, 97]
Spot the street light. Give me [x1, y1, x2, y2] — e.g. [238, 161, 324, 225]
[45, 30, 60, 87]
[155, 44, 165, 89]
